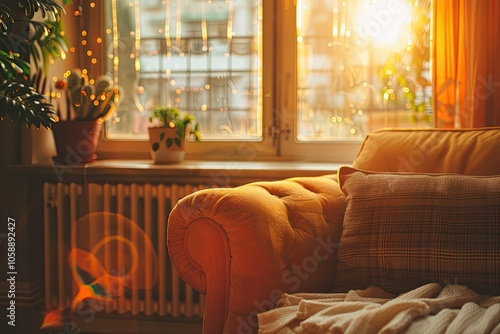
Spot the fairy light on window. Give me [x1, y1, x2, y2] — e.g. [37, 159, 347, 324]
[226, 0, 233, 52]
[404, 8, 412, 52]
[201, 0, 208, 51]
[332, 0, 338, 38]
[134, 0, 141, 72]
[165, 0, 172, 57]
[344, 1, 352, 43]
[175, 0, 182, 50]
[111, 0, 120, 84]
[340, 2, 346, 38]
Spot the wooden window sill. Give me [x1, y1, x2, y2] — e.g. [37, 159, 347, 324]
[9, 160, 345, 185]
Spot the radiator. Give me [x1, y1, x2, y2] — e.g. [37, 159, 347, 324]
[43, 182, 207, 320]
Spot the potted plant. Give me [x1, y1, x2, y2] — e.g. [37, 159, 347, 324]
[0, 0, 70, 129]
[51, 69, 121, 164]
[148, 106, 201, 163]
[0, 1, 72, 165]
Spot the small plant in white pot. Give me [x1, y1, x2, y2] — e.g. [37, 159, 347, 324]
[148, 106, 201, 163]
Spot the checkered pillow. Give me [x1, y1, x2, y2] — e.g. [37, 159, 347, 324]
[333, 167, 500, 295]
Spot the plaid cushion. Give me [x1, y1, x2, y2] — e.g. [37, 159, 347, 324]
[333, 167, 500, 295]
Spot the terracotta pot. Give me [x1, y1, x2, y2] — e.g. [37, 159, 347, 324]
[51, 120, 103, 165]
[148, 127, 185, 163]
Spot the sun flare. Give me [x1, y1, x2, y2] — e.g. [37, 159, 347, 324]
[356, 0, 411, 47]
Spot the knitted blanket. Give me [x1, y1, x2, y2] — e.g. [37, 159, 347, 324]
[257, 283, 500, 334]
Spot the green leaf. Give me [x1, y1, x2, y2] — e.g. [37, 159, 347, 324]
[0, 81, 56, 129]
[417, 103, 426, 113]
[193, 130, 202, 142]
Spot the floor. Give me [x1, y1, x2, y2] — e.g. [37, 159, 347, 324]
[1, 306, 202, 334]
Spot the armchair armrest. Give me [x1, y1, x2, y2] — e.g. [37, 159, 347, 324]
[167, 175, 346, 334]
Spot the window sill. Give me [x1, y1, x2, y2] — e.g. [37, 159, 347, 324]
[10, 159, 345, 186]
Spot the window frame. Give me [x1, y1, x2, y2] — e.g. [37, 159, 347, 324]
[274, 1, 363, 163]
[95, 0, 281, 161]
[92, 1, 372, 163]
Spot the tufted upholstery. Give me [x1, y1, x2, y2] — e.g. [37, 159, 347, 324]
[167, 126, 500, 334]
[168, 176, 346, 333]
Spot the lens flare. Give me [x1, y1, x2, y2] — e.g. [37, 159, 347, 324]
[40, 212, 158, 330]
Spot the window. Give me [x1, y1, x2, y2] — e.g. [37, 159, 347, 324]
[95, 0, 431, 161]
[295, 0, 432, 141]
[104, 0, 263, 141]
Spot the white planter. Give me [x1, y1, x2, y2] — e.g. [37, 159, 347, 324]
[21, 125, 56, 165]
[148, 127, 185, 163]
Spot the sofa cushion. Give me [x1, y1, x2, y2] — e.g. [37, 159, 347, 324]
[352, 127, 500, 175]
[333, 166, 500, 295]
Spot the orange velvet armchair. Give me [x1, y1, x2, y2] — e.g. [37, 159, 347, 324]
[168, 175, 346, 333]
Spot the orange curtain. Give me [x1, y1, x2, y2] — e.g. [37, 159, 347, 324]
[433, 0, 500, 128]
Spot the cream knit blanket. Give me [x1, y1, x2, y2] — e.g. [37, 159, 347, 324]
[257, 283, 500, 334]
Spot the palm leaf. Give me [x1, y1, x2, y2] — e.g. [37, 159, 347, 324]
[0, 51, 30, 80]
[0, 81, 56, 128]
[0, 0, 68, 128]
[0, 3, 13, 32]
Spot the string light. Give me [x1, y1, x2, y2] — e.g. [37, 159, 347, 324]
[133, 0, 142, 79]
[227, 0, 233, 52]
[165, 0, 172, 57]
[175, 0, 182, 50]
[111, 0, 119, 85]
[201, 0, 208, 51]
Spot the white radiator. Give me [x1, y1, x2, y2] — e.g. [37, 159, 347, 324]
[43, 182, 207, 320]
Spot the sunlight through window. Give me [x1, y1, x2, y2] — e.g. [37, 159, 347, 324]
[296, 0, 431, 141]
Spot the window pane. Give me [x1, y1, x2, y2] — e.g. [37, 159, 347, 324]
[296, 0, 431, 140]
[104, 0, 262, 140]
